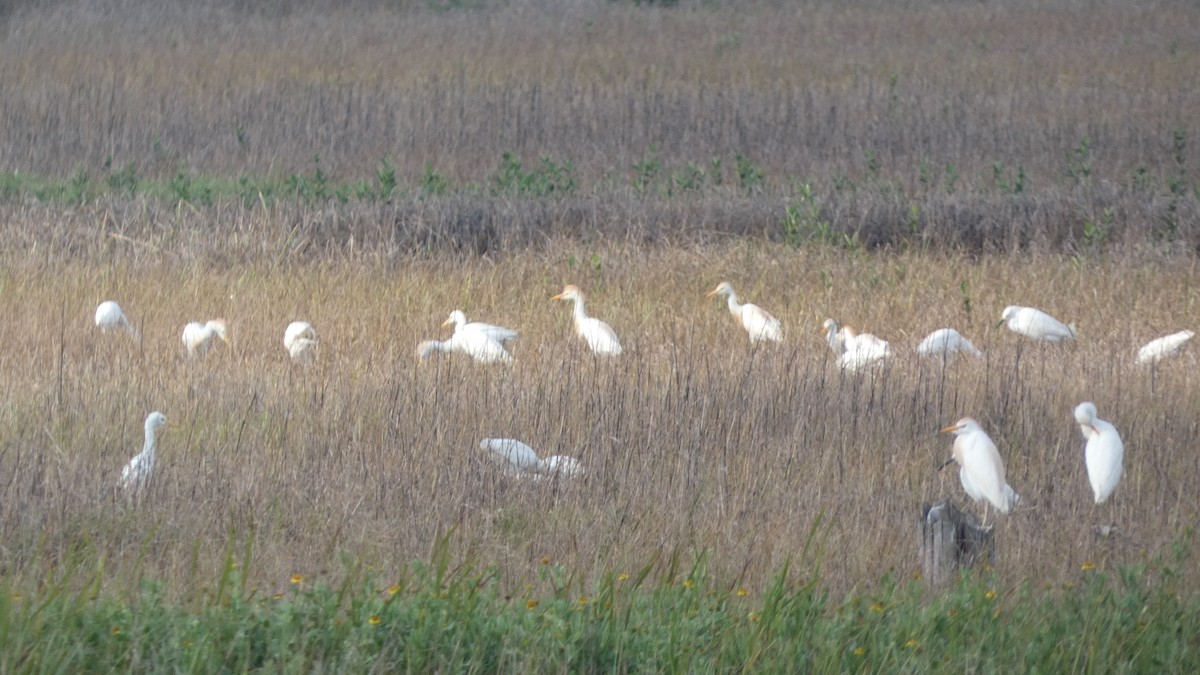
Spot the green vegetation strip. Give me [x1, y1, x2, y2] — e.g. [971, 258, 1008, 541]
[2, 546, 1196, 671]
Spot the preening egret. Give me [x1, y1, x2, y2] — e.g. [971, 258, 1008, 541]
[182, 320, 231, 357]
[417, 326, 513, 365]
[284, 321, 318, 362]
[939, 418, 1018, 519]
[119, 411, 168, 497]
[999, 306, 1075, 343]
[478, 438, 585, 478]
[552, 285, 622, 356]
[821, 319, 854, 357]
[1136, 330, 1194, 365]
[917, 328, 983, 359]
[95, 301, 138, 338]
[823, 319, 890, 371]
[706, 282, 783, 343]
[840, 333, 891, 372]
[1074, 402, 1124, 504]
[443, 310, 518, 344]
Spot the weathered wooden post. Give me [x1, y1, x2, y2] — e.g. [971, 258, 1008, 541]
[920, 501, 995, 586]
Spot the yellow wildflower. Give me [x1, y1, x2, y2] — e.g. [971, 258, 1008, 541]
[290, 575, 304, 585]
[527, 599, 539, 609]
[1081, 562, 1096, 571]
[369, 616, 381, 625]
[737, 587, 748, 597]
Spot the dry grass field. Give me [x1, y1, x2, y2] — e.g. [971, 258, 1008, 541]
[0, 0, 1199, 610]
[2, 207, 1199, 601]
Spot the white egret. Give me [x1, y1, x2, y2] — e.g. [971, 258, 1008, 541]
[552, 285, 622, 356]
[95, 301, 139, 338]
[821, 319, 854, 356]
[417, 328, 512, 366]
[1136, 330, 1194, 365]
[939, 418, 1018, 520]
[1074, 402, 1124, 504]
[999, 306, 1075, 342]
[706, 282, 783, 343]
[478, 438, 585, 479]
[917, 328, 983, 359]
[119, 411, 168, 498]
[283, 321, 318, 362]
[443, 310, 518, 344]
[182, 319, 231, 358]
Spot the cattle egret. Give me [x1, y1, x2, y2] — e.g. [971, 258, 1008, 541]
[1074, 402, 1124, 504]
[417, 326, 512, 365]
[821, 319, 854, 357]
[999, 306, 1075, 342]
[119, 411, 168, 498]
[552, 285, 622, 356]
[182, 320, 230, 357]
[284, 321, 318, 362]
[939, 418, 1018, 520]
[917, 328, 983, 359]
[443, 310, 518, 344]
[823, 319, 890, 371]
[706, 282, 783, 343]
[95, 301, 139, 338]
[1136, 330, 1194, 365]
[840, 332, 892, 372]
[478, 438, 585, 479]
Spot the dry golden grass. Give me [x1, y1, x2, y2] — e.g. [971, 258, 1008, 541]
[2, 210, 1199, 599]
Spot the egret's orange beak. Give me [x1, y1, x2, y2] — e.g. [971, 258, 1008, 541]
[441, 317, 455, 328]
[939, 424, 961, 434]
[705, 288, 720, 298]
[551, 292, 564, 301]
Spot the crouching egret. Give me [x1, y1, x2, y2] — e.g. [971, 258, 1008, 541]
[1136, 330, 1194, 365]
[999, 306, 1075, 342]
[418, 314, 513, 365]
[552, 285, 622, 356]
[1074, 402, 1124, 504]
[182, 320, 231, 357]
[841, 333, 891, 372]
[284, 321, 319, 362]
[443, 310, 518, 345]
[119, 411, 169, 498]
[821, 319, 854, 356]
[917, 328, 983, 359]
[706, 282, 783, 343]
[95, 301, 139, 338]
[823, 318, 890, 371]
[478, 438, 585, 479]
[939, 418, 1019, 521]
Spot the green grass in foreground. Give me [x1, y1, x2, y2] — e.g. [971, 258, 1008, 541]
[2, 535, 1197, 672]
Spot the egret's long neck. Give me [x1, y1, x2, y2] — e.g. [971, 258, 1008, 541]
[572, 297, 589, 325]
[142, 424, 158, 459]
[725, 293, 742, 316]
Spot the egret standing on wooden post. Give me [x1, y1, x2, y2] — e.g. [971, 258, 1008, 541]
[939, 418, 1019, 523]
[552, 285, 622, 356]
[1074, 402, 1124, 504]
[706, 282, 783, 344]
